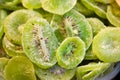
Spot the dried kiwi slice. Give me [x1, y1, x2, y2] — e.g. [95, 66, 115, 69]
[81, 0, 107, 19]
[22, 17, 58, 69]
[74, 2, 94, 17]
[0, 9, 7, 39]
[93, 27, 120, 62]
[4, 56, 36, 80]
[95, 0, 114, 4]
[4, 9, 42, 45]
[22, 0, 41, 9]
[56, 37, 85, 69]
[0, 0, 21, 6]
[36, 8, 53, 23]
[0, 57, 9, 70]
[87, 18, 106, 36]
[76, 62, 110, 80]
[0, 57, 9, 80]
[35, 64, 76, 80]
[0, 0, 23, 10]
[2, 36, 24, 57]
[41, 0, 77, 15]
[106, 5, 120, 27]
[51, 9, 93, 49]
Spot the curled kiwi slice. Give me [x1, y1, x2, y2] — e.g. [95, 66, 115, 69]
[81, 0, 107, 19]
[22, 0, 41, 9]
[93, 27, 120, 62]
[2, 36, 24, 57]
[41, 0, 77, 15]
[107, 6, 120, 27]
[56, 37, 85, 69]
[35, 64, 76, 80]
[87, 18, 106, 36]
[0, 9, 7, 39]
[22, 17, 58, 69]
[51, 10, 93, 49]
[4, 56, 36, 80]
[74, 1, 94, 17]
[4, 9, 42, 45]
[76, 62, 110, 80]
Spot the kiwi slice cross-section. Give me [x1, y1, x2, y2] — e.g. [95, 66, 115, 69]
[51, 9, 93, 50]
[35, 64, 76, 80]
[4, 56, 36, 80]
[22, 17, 59, 69]
[93, 27, 120, 62]
[41, 0, 77, 15]
[2, 36, 24, 57]
[56, 37, 85, 69]
[3, 9, 42, 45]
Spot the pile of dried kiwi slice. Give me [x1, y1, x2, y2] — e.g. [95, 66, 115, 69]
[0, 0, 120, 80]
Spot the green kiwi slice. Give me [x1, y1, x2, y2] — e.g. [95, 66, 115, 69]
[74, 2, 94, 17]
[4, 56, 36, 80]
[41, 0, 77, 15]
[2, 36, 24, 57]
[3, 9, 42, 45]
[22, 17, 58, 69]
[87, 18, 106, 36]
[51, 9, 93, 49]
[0, 9, 7, 39]
[35, 64, 76, 80]
[76, 62, 110, 80]
[92, 27, 120, 62]
[56, 37, 85, 69]
[22, 0, 41, 9]
[36, 8, 53, 23]
[81, 0, 107, 19]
